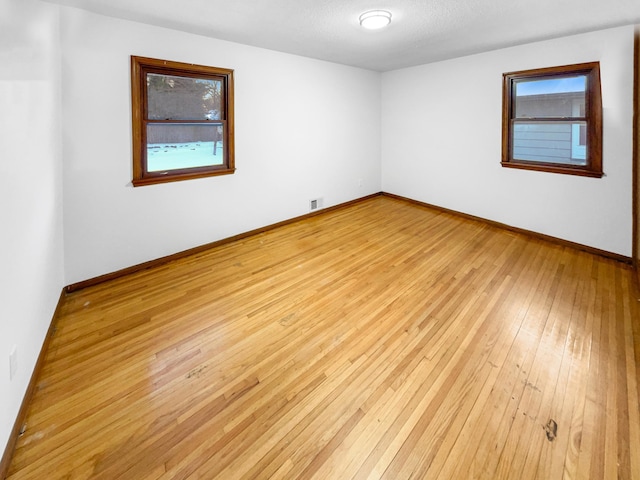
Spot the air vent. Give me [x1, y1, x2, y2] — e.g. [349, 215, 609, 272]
[309, 198, 323, 211]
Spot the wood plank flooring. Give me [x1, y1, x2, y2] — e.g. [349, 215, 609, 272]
[6, 195, 640, 479]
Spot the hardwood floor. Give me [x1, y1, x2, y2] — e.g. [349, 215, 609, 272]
[6, 195, 640, 479]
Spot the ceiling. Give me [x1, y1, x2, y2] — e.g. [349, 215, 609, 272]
[44, 0, 640, 71]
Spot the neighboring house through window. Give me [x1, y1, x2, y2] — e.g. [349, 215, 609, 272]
[131, 56, 235, 186]
[502, 62, 602, 177]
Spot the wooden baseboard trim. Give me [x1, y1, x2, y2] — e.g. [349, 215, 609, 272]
[65, 193, 384, 293]
[0, 288, 66, 480]
[382, 192, 633, 265]
[65, 190, 632, 294]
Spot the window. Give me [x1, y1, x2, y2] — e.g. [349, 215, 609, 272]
[131, 56, 235, 186]
[502, 62, 602, 177]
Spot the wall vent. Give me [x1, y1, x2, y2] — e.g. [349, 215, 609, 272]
[309, 198, 323, 211]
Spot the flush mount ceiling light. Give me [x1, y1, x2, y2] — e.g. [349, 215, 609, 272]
[359, 10, 392, 30]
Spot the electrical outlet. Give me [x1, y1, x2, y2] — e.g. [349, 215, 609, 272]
[9, 345, 18, 380]
[357, 178, 363, 187]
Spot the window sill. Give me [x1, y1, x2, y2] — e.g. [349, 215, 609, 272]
[132, 168, 236, 187]
[501, 161, 603, 178]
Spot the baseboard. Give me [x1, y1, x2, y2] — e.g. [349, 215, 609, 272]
[382, 192, 633, 265]
[0, 288, 66, 480]
[66, 191, 632, 294]
[66, 193, 384, 293]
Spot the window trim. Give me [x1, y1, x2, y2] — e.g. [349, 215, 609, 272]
[131, 56, 235, 187]
[501, 62, 603, 178]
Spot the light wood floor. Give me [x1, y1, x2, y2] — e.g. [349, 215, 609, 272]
[7, 195, 640, 479]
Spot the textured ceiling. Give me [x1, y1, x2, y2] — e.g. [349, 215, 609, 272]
[44, 0, 640, 71]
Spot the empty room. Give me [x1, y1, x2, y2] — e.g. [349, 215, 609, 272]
[1, 0, 640, 478]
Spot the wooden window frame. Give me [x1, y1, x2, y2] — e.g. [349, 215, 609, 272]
[502, 62, 603, 178]
[131, 56, 235, 187]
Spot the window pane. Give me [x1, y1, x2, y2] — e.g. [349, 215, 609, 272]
[512, 121, 587, 165]
[146, 123, 224, 172]
[514, 75, 586, 119]
[147, 73, 223, 121]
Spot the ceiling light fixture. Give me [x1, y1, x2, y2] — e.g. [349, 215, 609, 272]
[359, 10, 392, 30]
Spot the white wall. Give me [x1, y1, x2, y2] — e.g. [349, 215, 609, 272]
[382, 26, 635, 256]
[0, 0, 64, 455]
[60, 7, 382, 285]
